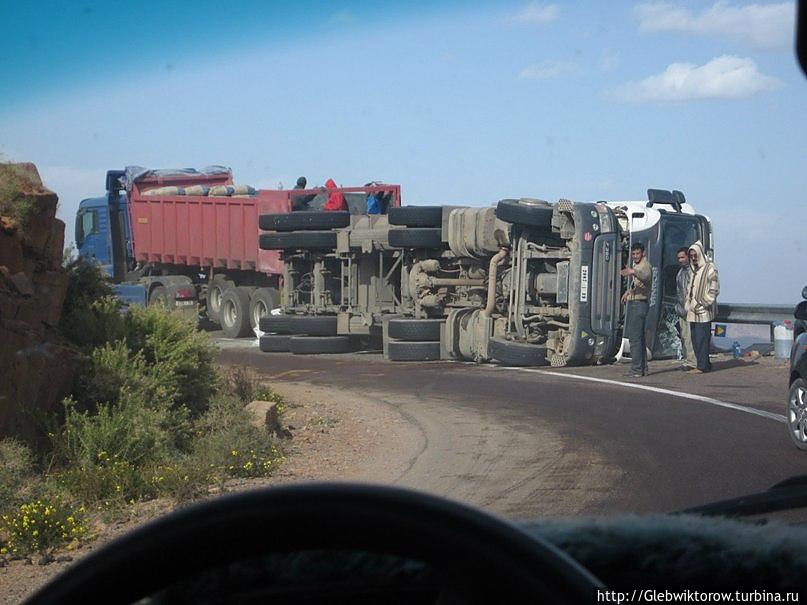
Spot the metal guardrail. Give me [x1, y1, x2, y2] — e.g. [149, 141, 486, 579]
[715, 303, 794, 325]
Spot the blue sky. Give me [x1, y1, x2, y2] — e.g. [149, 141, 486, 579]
[1, 1, 804, 303]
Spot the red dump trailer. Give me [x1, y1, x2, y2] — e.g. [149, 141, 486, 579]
[76, 166, 401, 337]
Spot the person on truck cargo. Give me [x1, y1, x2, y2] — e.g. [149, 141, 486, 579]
[365, 182, 385, 214]
[291, 176, 316, 211]
[685, 241, 720, 374]
[323, 178, 347, 212]
[675, 247, 697, 372]
[621, 242, 652, 377]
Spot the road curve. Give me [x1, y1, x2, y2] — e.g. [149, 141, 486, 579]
[219, 341, 806, 520]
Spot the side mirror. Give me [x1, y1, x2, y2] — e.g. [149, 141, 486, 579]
[796, 301, 807, 321]
[802, 285, 807, 300]
[647, 188, 683, 212]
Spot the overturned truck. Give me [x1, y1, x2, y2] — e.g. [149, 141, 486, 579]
[258, 196, 640, 367]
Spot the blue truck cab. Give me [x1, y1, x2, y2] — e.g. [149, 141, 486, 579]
[76, 170, 195, 313]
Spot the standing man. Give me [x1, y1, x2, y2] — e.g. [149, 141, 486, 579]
[685, 241, 720, 373]
[620, 242, 652, 377]
[675, 246, 697, 371]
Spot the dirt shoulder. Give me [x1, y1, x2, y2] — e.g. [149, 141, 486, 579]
[0, 381, 421, 604]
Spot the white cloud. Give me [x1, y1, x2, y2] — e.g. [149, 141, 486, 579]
[510, 2, 559, 24]
[634, 1, 795, 50]
[608, 55, 781, 103]
[519, 60, 575, 80]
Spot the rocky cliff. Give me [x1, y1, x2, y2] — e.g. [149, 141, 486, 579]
[0, 163, 79, 440]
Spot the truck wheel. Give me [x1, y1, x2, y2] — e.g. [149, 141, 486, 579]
[289, 335, 352, 354]
[386, 340, 441, 361]
[787, 378, 807, 451]
[388, 228, 443, 249]
[260, 315, 338, 336]
[259, 231, 337, 250]
[249, 288, 280, 332]
[259, 315, 294, 334]
[495, 200, 554, 228]
[148, 286, 169, 307]
[259, 211, 350, 231]
[388, 206, 443, 228]
[259, 335, 291, 352]
[387, 318, 443, 341]
[489, 337, 548, 366]
[287, 315, 338, 336]
[220, 287, 253, 338]
[208, 276, 234, 325]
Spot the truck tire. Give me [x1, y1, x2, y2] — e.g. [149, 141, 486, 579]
[289, 335, 352, 354]
[259, 211, 351, 231]
[259, 231, 337, 250]
[386, 340, 441, 361]
[259, 315, 294, 334]
[489, 337, 548, 367]
[260, 314, 339, 336]
[387, 318, 443, 341]
[249, 288, 280, 332]
[259, 335, 291, 352]
[148, 286, 169, 307]
[388, 228, 443, 249]
[219, 286, 253, 338]
[495, 199, 554, 228]
[208, 276, 234, 325]
[388, 206, 443, 228]
[287, 315, 338, 336]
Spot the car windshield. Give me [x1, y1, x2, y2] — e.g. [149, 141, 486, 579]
[1, 1, 806, 602]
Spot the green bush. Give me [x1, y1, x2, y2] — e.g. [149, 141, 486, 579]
[60, 397, 175, 470]
[56, 456, 156, 506]
[61, 296, 124, 352]
[73, 341, 166, 409]
[60, 258, 120, 350]
[191, 395, 283, 480]
[1, 498, 89, 556]
[147, 458, 216, 504]
[0, 439, 35, 512]
[124, 305, 219, 416]
[223, 367, 260, 405]
[222, 367, 287, 412]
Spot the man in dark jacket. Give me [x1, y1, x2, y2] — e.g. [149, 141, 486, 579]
[291, 176, 316, 211]
[675, 247, 696, 371]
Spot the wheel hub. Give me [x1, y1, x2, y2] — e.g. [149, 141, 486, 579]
[790, 387, 807, 441]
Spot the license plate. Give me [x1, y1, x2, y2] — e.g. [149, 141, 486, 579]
[580, 265, 589, 302]
[176, 300, 196, 307]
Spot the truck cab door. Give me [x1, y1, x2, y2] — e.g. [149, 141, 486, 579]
[652, 213, 710, 358]
[76, 205, 114, 276]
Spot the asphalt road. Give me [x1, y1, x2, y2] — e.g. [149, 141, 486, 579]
[218, 336, 807, 520]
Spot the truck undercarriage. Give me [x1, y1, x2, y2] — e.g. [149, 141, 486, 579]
[259, 198, 625, 367]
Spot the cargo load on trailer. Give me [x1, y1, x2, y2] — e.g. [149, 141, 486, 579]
[75, 167, 400, 337]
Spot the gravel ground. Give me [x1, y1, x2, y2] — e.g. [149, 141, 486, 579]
[0, 381, 417, 604]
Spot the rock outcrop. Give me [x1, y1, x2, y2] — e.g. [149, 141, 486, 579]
[0, 163, 79, 440]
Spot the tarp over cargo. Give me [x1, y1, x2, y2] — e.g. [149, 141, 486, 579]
[121, 166, 232, 191]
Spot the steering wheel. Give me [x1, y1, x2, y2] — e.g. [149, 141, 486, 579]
[25, 483, 602, 603]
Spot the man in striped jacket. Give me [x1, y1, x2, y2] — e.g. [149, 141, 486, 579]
[685, 241, 720, 373]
